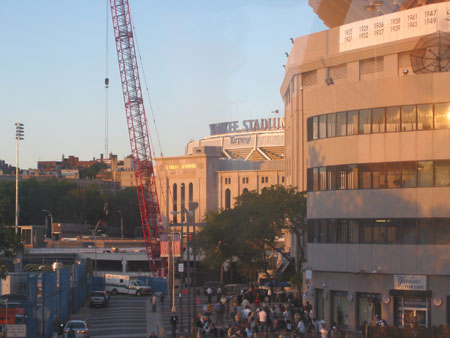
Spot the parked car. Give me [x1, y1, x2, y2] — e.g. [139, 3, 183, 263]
[203, 281, 227, 296]
[64, 320, 89, 338]
[89, 290, 109, 308]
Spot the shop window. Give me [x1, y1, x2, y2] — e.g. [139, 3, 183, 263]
[357, 293, 381, 327]
[359, 164, 372, 189]
[312, 116, 319, 140]
[359, 109, 371, 134]
[337, 112, 347, 136]
[328, 219, 337, 243]
[337, 220, 348, 243]
[225, 189, 231, 209]
[386, 219, 401, 244]
[435, 219, 450, 244]
[401, 219, 417, 244]
[332, 291, 349, 329]
[315, 289, 325, 321]
[319, 114, 327, 139]
[417, 104, 433, 130]
[418, 219, 435, 244]
[394, 296, 430, 328]
[372, 163, 387, 188]
[401, 105, 417, 131]
[327, 167, 336, 190]
[319, 220, 328, 243]
[319, 167, 327, 191]
[348, 220, 360, 243]
[386, 106, 401, 132]
[386, 162, 401, 188]
[418, 161, 434, 187]
[327, 113, 336, 137]
[373, 220, 387, 243]
[347, 110, 358, 135]
[361, 219, 373, 243]
[402, 162, 417, 188]
[372, 108, 385, 133]
[435, 160, 450, 187]
[434, 102, 450, 129]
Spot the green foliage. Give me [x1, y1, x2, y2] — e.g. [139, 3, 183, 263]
[196, 185, 307, 283]
[0, 179, 141, 236]
[0, 226, 23, 279]
[79, 162, 108, 179]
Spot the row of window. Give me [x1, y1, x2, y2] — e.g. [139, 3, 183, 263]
[223, 176, 285, 185]
[172, 182, 193, 224]
[307, 102, 450, 141]
[307, 218, 450, 245]
[307, 160, 450, 191]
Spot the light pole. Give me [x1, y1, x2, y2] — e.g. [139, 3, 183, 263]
[15, 123, 24, 236]
[42, 209, 53, 239]
[118, 210, 124, 239]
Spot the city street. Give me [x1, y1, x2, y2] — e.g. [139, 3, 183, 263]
[69, 295, 161, 338]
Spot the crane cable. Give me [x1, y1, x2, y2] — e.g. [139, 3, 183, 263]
[130, 10, 173, 227]
[104, 0, 110, 159]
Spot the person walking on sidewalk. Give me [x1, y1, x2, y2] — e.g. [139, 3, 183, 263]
[170, 314, 179, 337]
[152, 294, 158, 312]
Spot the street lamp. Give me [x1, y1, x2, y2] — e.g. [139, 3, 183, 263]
[170, 201, 198, 336]
[42, 209, 53, 239]
[15, 123, 24, 235]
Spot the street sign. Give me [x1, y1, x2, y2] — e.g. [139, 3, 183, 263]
[178, 263, 184, 272]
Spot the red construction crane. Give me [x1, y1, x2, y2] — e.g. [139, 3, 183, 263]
[109, 0, 164, 275]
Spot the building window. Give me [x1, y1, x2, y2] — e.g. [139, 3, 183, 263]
[243, 188, 249, 194]
[319, 220, 328, 243]
[418, 104, 433, 130]
[188, 183, 193, 203]
[327, 167, 336, 190]
[331, 291, 349, 329]
[359, 164, 372, 189]
[402, 162, 417, 188]
[373, 220, 387, 243]
[180, 183, 185, 223]
[387, 219, 401, 244]
[386, 162, 401, 188]
[359, 109, 371, 134]
[172, 183, 178, 224]
[435, 160, 450, 187]
[361, 219, 373, 243]
[435, 219, 450, 244]
[418, 219, 434, 244]
[434, 102, 450, 129]
[347, 110, 358, 135]
[386, 106, 401, 132]
[281, 176, 285, 183]
[242, 177, 249, 184]
[225, 177, 231, 185]
[319, 114, 327, 139]
[225, 189, 231, 209]
[357, 293, 381, 327]
[372, 108, 385, 133]
[349, 220, 360, 243]
[337, 220, 348, 243]
[327, 113, 336, 137]
[401, 219, 417, 244]
[418, 161, 434, 187]
[328, 219, 337, 243]
[337, 112, 347, 136]
[372, 163, 387, 188]
[319, 167, 327, 191]
[312, 116, 319, 140]
[401, 105, 417, 131]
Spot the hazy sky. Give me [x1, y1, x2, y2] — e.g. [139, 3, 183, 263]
[0, 1, 325, 169]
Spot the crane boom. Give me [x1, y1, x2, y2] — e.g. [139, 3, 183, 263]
[109, 0, 163, 275]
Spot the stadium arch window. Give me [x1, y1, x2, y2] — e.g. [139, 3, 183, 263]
[225, 189, 231, 209]
[189, 183, 193, 202]
[172, 183, 178, 224]
[180, 183, 186, 223]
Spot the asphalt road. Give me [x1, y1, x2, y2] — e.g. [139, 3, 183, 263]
[70, 295, 161, 338]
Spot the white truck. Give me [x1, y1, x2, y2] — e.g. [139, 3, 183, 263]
[104, 274, 152, 296]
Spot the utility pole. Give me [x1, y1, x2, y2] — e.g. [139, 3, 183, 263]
[15, 123, 24, 235]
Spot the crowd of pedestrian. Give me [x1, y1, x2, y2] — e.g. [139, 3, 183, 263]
[191, 286, 341, 338]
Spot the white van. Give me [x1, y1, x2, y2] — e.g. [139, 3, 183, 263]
[104, 274, 152, 296]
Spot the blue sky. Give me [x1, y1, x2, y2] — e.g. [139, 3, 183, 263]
[0, 1, 325, 169]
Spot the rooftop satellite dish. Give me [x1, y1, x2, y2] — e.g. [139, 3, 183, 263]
[410, 31, 450, 74]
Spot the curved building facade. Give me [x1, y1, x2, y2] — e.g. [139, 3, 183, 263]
[283, 0, 450, 330]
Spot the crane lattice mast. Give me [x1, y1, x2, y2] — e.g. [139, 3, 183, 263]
[109, 0, 163, 275]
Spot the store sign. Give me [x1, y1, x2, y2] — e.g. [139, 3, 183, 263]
[340, 2, 450, 52]
[394, 275, 427, 291]
[6, 324, 26, 338]
[209, 117, 285, 136]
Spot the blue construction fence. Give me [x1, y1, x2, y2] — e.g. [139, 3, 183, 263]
[1, 261, 88, 338]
